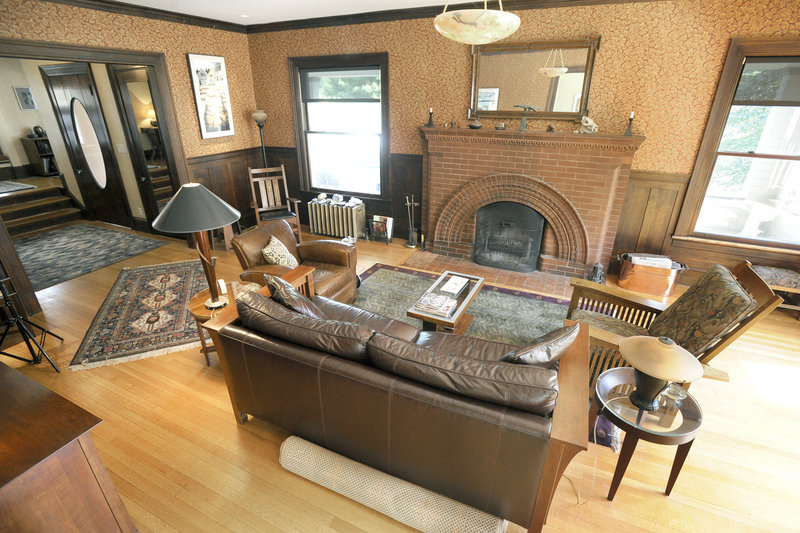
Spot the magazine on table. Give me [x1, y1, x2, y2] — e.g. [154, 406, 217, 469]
[413, 292, 457, 317]
[439, 275, 469, 296]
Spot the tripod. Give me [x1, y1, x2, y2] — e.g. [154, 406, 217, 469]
[0, 277, 62, 373]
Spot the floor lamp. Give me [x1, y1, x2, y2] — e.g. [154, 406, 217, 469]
[252, 110, 268, 168]
[152, 183, 241, 309]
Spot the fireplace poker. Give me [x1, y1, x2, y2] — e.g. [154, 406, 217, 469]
[405, 195, 420, 248]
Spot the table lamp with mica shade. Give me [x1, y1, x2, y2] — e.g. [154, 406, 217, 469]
[619, 336, 704, 411]
[152, 182, 241, 309]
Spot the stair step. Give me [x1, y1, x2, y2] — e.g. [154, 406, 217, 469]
[7, 208, 83, 236]
[0, 196, 73, 220]
[151, 175, 172, 186]
[0, 185, 63, 207]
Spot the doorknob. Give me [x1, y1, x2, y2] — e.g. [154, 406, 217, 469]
[139, 176, 151, 182]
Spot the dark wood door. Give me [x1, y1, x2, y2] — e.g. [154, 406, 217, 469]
[40, 63, 132, 227]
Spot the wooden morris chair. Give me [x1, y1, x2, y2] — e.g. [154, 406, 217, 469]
[567, 261, 782, 389]
[249, 165, 301, 242]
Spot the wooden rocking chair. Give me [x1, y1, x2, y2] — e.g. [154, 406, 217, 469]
[249, 165, 301, 242]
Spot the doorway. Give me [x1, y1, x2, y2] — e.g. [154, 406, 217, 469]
[39, 62, 132, 228]
[107, 64, 179, 228]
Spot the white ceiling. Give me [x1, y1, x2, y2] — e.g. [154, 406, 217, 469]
[117, 0, 449, 26]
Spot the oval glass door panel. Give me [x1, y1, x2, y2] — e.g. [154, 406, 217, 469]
[71, 98, 107, 189]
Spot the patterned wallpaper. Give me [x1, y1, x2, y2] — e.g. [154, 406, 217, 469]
[248, 0, 800, 174]
[1, 0, 798, 173]
[0, 0, 259, 158]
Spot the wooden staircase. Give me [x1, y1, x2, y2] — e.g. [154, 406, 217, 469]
[0, 178, 82, 238]
[150, 172, 174, 212]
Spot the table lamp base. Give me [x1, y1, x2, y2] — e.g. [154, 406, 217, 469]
[205, 296, 228, 309]
[629, 369, 668, 411]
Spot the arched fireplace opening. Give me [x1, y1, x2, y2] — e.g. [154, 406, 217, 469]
[473, 202, 544, 272]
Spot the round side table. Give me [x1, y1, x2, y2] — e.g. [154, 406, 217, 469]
[593, 367, 702, 500]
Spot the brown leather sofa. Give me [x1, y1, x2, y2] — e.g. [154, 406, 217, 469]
[204, 271, 588, 533]
[231, 219, 358, 303]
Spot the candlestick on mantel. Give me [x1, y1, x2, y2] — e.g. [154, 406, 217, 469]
[625, 112, 634, 136]
[425, 107, 435, 128]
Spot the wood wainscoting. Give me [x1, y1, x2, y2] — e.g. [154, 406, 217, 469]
[187, 147, 422, 239]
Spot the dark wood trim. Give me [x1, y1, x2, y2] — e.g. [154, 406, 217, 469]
[0, 39, 191, 190]
[40, 0, 247, 33]
[675, 38, 800, 238]
[248, 0, 659, 33]
[185, 147, 258, 166]
[41, 0, 663, 34]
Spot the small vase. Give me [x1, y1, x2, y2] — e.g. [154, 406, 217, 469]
[468, 117, 482, 129]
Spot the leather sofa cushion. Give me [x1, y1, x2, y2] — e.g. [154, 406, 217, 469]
[265, 275, 326, 319]
[313, 296, 420, 342]
[413, 331, 516, 361]
[367, 333, 559, 416]
[237, 292, 374, 363]
[499, 324, 580, 367]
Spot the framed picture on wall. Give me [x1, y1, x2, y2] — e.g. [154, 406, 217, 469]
[187, 54, 235, 139]
[13, 87, 37, 110]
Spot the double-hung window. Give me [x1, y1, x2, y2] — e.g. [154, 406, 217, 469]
[291, 54, 389, 197]
[685, 41, 800, 248]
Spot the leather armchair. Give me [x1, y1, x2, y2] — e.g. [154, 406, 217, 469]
[231, 219, 358, 303]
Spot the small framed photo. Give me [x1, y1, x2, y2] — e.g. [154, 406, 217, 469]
[13, 87, 37, 110]
[477, 88, 499, 111]
[187, 54, 235, 139]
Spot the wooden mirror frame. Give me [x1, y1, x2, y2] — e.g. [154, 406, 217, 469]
[470, 35, 601, 121]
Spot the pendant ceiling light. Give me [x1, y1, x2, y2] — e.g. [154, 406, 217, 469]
[434, 1, 520, 45]
[539, 48, 568, 78]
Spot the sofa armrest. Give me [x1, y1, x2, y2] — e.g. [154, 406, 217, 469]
[528, 320, 588, 533]
[568, 277, 667, 329]
[297, 240, 356, 269]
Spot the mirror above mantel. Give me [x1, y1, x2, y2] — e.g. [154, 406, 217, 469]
[470, 36, 601, 121]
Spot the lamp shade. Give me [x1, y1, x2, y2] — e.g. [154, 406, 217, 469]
[434, 8, 520, 45]
[619, 336, 703, 383]
[251, 110, 267, 125]
[152, 182, 240, 233]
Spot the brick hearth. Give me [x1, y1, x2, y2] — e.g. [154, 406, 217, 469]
[420, 128, 644, 277]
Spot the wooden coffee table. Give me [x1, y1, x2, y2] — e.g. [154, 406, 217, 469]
[407, 271, 484, 334]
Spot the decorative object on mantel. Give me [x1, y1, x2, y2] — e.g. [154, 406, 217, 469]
[539, 48, 568, 78]
[434, 0, 520, 45]
[495, 122, 507, 130]
[425, 107, 435, 127]
[251, 110, 268, 167]
[514, 104, 539, 131]
[404, 195, 420, 248]
[577, 115, 599, 134]
[624, 111, 634, 136]
[546, 125, 555, 132]
[468, 110, 483, 129]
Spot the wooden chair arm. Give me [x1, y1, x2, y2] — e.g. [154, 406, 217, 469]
[701, 364, 730, 382]
[568, 277, 667, 329]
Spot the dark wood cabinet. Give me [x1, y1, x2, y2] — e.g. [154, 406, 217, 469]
[20, 136, 59, 176]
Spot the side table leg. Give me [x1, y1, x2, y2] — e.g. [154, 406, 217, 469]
[608, 433, 639, 501]
[665, 439, 694, 496]
[195, 318, 211, 366]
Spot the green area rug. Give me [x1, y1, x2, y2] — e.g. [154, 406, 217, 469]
[355, 264, 568, 346]
[70, 260, 206, 370]
[15, 223, 168, 291]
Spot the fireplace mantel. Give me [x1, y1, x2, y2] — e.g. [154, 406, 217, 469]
[420, 126, 645, 277]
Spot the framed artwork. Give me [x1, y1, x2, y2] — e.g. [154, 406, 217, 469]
[187, 54, 235, 139]
[477, 88, 499, 111]
[13, 87, 37, 110]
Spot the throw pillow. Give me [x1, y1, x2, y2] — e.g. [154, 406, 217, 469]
[648, 264, 758, 355]
[367, 332, 559, 416]
[262, 236, 299, 268]
[237, 292, 374, 363]
[499, 323, 580, 366]
[264, 274, 326, 319]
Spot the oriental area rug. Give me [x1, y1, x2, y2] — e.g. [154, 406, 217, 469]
[355, 264, 569, 346]
[69, 260, 207, 370]
[15, 223, 168, 291]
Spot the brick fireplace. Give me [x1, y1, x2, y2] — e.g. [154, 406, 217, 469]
[420, 128, 644, 277]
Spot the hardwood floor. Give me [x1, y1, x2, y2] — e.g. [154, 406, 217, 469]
[3, 224, 799, 532]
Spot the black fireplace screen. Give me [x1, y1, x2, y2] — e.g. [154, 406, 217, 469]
[473, 202, 544, 272]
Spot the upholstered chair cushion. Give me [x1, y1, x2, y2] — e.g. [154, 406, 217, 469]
[264, 275, 326, 319]
[752, 265, 800, 290]
[499, 323, 580, 366]
[237, 292, 373, 363]
[262, 236, 299, 268]
[367, 332, 559, 416]
[648, 264, 758, 355]
[569, 309, 648, 337]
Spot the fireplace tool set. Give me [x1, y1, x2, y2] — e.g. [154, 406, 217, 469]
[405, 195, 420, 248]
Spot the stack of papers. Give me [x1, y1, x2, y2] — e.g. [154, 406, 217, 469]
[628, 254, 673, 269]
[413, 293, 457, 317]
